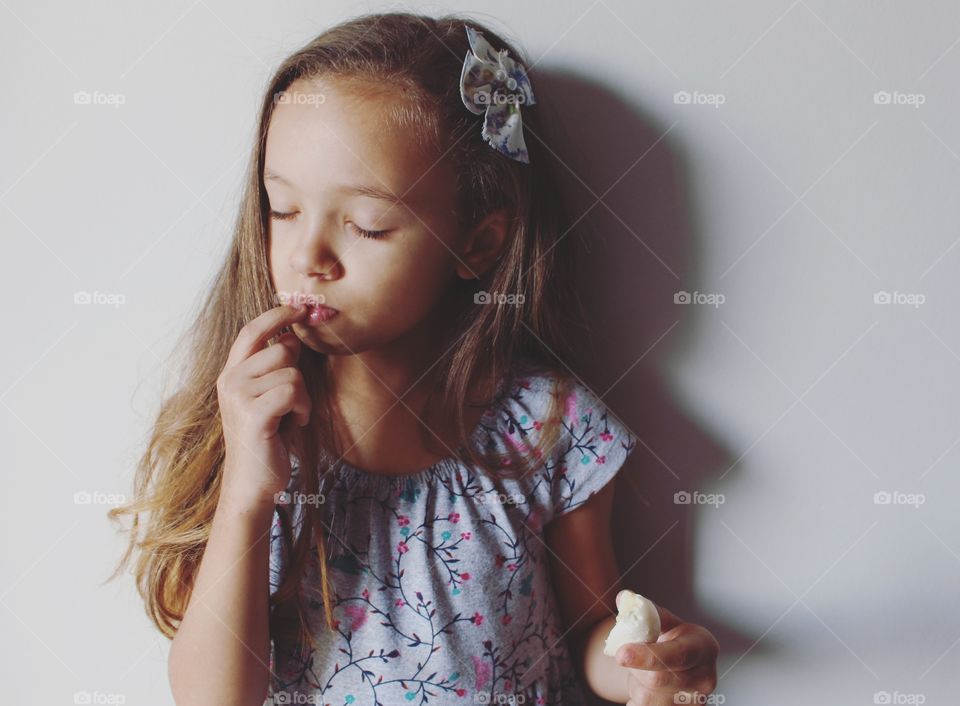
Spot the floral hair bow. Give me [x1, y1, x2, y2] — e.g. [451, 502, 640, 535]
[459, 25, 536, 164]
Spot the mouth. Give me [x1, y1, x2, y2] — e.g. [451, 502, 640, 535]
[304, 304, 339, 325]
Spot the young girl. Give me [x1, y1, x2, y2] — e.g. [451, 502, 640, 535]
[110, 12, 718, 706]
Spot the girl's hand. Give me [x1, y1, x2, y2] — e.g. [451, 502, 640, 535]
[615, 601, 720, 706]
[216, 302, 311, 509]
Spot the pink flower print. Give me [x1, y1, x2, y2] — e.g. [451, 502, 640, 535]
[533, 420, 543, 430]
[397, 541, 409, 555]
[448, 512, 460, 523]
[501, 614, 512, 625]
[597, 455, 607, 464]
[343, 603, 368, 631]
[395, 598, 405, 607]
[600, 431, 613, 442]
[507, 563, 517, 571]
[397, 515, 410, 526]
[460, 531, 471, 540]
[361, 588, 370, 600]
[472, 612, 484, 625]
[456, 688, 467, 697]
[460, 572, 471, 581]
[472, 655, 491, 690]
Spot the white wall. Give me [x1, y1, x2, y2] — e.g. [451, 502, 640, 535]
[2, 1, 957, 704]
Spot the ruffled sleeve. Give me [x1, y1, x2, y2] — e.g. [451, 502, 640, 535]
[268, 507, 286, 600]
[267, 455, 303, 677]
[548, 379, 636, 521]
[269, 453, 308, 599]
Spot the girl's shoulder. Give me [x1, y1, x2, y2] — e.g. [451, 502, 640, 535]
[486, 360, 638, 523]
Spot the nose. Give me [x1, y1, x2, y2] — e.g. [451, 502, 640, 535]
[289, 223, 342, 280]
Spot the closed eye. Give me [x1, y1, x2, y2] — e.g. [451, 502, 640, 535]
[349, 222, 390, 240]
[268, 211, 389, 240]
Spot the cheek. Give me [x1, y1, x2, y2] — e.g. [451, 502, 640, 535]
[355, 246, 454, 327]
[371, 241, 452, 297]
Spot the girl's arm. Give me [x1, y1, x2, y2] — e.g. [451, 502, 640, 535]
[167, 487, 276, 706]
[546, 481, 719, 703]
[168, 303, 312, 705]
[545, 481, 632, 702]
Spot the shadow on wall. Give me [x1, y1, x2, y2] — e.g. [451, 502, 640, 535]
[532, 70, 765, 704]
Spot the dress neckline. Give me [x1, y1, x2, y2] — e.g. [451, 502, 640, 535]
[316, 365, 518, 488]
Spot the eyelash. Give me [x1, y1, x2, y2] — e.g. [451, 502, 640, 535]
[268, 211, 389, 240]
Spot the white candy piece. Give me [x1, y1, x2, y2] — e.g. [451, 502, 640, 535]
[603, 589, 661, 657]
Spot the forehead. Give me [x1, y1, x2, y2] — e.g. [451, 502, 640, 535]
[264, 78, 453, 210]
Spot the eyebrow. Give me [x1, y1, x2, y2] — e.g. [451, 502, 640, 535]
[264, 169, 404, 204]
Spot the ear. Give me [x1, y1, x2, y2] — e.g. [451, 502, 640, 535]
[455, 209, 512, 280]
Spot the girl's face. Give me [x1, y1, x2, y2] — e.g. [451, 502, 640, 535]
[264, 77, 467, 357]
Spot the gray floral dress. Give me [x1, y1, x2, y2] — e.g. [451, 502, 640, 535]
[268, 363, 636, 705]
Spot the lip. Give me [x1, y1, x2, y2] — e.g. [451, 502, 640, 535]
[304, 304, 339, 325]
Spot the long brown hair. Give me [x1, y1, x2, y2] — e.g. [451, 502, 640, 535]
[108, 11, 594, 657]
